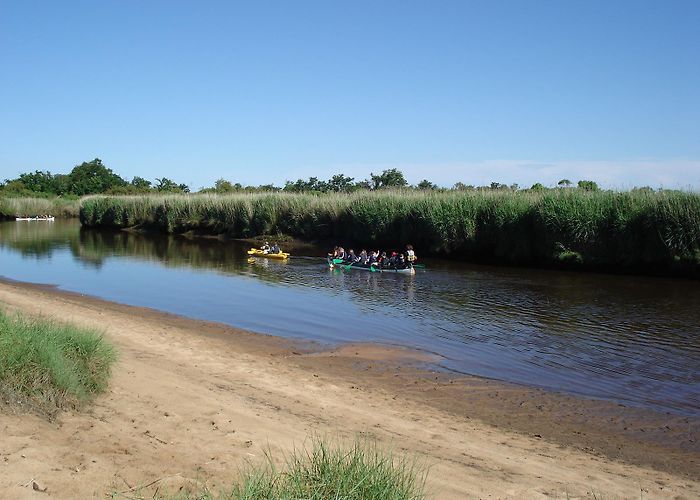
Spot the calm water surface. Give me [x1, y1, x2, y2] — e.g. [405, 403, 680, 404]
[1, 220, 699, 416]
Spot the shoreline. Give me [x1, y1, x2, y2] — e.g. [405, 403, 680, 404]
[0, 278, 698, 498]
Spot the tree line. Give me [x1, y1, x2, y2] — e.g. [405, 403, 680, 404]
[1, 158, 611, 197]
[0, 159, 190, 197]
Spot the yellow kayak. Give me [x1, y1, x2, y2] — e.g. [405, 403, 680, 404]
[247, 248, 290, 260]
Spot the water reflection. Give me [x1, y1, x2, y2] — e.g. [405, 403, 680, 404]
[1, 220, 699, 416]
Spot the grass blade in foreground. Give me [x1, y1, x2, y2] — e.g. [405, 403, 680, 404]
[0, 309, 116, 418]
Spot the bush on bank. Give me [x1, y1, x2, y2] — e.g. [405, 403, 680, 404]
[0, 309, 116, 417]
[79, 190, 700, 274]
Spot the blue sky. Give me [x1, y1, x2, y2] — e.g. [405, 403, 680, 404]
[1, 0, 699, 189]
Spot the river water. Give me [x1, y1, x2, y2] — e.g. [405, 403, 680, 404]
[1, 219, 698, 416]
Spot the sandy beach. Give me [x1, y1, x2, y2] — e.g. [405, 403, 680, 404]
[0, 279, 698, 499]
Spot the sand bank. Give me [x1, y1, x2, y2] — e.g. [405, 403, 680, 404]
[0, 280, 697, 499]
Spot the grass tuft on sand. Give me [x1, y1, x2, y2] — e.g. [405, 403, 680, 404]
[0, 309, 116, 417]
[120, 437, 426, 500]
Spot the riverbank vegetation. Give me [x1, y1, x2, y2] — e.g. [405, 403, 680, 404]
[0, 309, 115, 418]
[79, 189, 700, 275]
[136, 438, 425, 499]
[0, 196, 80, 219]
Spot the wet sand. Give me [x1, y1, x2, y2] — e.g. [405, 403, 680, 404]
[0, 279, 698, 499]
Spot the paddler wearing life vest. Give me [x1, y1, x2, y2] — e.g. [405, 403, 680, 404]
[405, 244, 417, 266]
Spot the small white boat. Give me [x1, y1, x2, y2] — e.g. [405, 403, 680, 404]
[15, 216, 55, 221]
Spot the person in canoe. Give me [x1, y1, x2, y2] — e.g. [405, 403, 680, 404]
[359, 249, 368, 264]
[368, 250, 379, 265]
[406, 244, 417, 264]
[397, 253, 406, 267]
[345, 249, 359, 264]
[260, 241, 271, 253]
[270, 242, 281, 254]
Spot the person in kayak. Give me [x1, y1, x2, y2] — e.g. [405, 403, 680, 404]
[260, 241, 270, 253]
[270, 242, 281, 254]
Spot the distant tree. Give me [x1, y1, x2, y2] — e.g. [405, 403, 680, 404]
[370, 168, 408, 190]
[354, 179, 372, 190]
[17, 170, 60, 194]
[530, 182, 546, 191]
[417, 179, 437, 190]
[510, 183, 520, 191]
[490, 182, 508, 190]
[0, 179, 29, 194]
[54, 174, 70, 194]
[178, 183, 190, 193]
[328, 174, 356, 193]
[155, 177, 180, 192]
[67, 158, 126, 195]
[557, 179, 572, 188]
[577, 180, 599, 191]
[131, 176, 152, 191]
[453, 182, 474, 191]
[283, 179, 303, 192]
[212, 178, 244, 193]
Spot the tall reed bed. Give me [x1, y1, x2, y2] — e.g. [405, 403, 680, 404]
[79, 190, 700, 273]
[0, 196, 80, 218]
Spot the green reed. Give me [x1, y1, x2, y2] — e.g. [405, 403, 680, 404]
[0, 196, 80, 218]
[79, 189, 700, 273]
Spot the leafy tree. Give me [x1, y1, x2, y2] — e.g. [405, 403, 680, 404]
[453, 182, 474, 191]
[490, 182, 508, 190]
[178, 183, 190, 193]
[131, 176, 152, 190]
[370, 168, 407, 190]
[557, 179, 572, 188]
[328, 174, 356, 193]
[577, 180, 599, 191]
[530, 182, 546, 190]
[510, 183, 520, 191]
[155, 177, 181, 192]
[417, 179, 437, 190]
[17, 170, 60, 194]
[67, 158, 126, 195]
[54, 174, 71, 195]
[0, 179, 30, 194]
[212, 178, 244, 193]
[354, 179, 372, 190]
